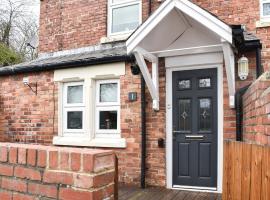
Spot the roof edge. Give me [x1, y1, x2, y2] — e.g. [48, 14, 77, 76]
[0, 54, 135, 76]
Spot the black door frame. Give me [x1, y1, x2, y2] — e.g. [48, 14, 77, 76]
[166, 65, 222, 192]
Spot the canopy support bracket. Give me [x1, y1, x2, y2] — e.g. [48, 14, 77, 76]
[222, 40, 235, 108]
[134, 47, 159, 110]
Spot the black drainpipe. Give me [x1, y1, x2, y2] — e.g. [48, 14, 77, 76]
[140, 0, 152, 189]
[256, 47, 263, 78]
[141, 74, 146, 188]
[235, 84, 250, 141]
[148, 0, 151, 14]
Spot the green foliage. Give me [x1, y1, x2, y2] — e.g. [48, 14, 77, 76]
[0, 43, 22, 66]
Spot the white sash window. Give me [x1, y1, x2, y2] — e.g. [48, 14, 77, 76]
[95, 80, 121, 137]
[108, 0, 142, 36]
[261, 0, 270, 21]
[62, 82, 85, 136]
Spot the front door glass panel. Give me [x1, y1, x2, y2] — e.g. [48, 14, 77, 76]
[178, 99, 191, 132]
[199, 98, 212, 132]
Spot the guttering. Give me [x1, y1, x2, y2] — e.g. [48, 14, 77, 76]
[235, 84, 251, 141]
[0, 55, 134, 76]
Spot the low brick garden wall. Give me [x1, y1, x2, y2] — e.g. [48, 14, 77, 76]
[243, 71, 270, 145]
[0, 143, 116, 200]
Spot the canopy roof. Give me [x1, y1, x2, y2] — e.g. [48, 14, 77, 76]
[127, 0, 232, 55]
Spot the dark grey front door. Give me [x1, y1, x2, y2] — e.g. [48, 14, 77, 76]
[172, 68, 217, 188]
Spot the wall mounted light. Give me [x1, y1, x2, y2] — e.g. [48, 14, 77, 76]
[23, 77, 37, 95]
[238, 55, 249, 80]
[130, 63, 140, 75]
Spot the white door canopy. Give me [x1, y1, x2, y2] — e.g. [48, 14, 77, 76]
[127, 0, 235, 109]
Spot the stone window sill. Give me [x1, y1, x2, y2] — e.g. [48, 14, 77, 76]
[53, 136, 126, 148]
[256, 20, 270, 28]
[100, 33, 130, 44]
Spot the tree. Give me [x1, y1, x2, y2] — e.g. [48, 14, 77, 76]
[0, 43, 22, 66]
[0, 0, 39, 62]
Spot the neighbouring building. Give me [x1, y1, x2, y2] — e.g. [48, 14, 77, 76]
[1, 0, 270, 193]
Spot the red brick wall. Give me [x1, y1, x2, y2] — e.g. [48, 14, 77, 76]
[117, 63, 142, 184]
[39, 0, 163, 53]
[0, 142, 115, 200]
[144, 59, 166, 186]
[0, 71, 57, 144]
[39, 0, 107, 53]
[243, 72, 270, 145]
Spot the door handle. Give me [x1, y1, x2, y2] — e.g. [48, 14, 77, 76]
[185, 135, 204, 140]
[173, 131, 182, 133]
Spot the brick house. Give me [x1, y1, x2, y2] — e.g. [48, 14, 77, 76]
[0, 0, 270, 194]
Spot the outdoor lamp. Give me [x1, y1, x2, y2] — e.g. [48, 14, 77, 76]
[238, 55, 249, 80]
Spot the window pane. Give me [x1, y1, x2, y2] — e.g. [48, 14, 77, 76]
[178, 99, 191, 132]
[112, 4, 139, 33]
[67, 85, 83, 104]
[199, 98, 211, 132]
[199, 78, 211, 88]
[99, 111, 117, 129]
[178, 80, 191, 90]
[100, 83, 118, 102]
[263, 3, 270, 16]
[67, 111, 82, 129]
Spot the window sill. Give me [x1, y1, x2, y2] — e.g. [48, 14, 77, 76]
[256, 20, 270, 28]
[53, 136, 126, 148]
[100, 33, 131, 44]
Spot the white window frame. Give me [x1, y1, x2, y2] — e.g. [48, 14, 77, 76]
[62, 81, 86, 136]
[260, 0, 270, 21]
[95, 79, 121, 136]
[107, 0, 142, 36]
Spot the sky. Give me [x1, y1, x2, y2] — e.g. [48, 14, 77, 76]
[0, 0, 41, 52]
[0, 0, 40, 22]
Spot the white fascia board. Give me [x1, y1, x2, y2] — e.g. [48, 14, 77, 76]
[222, 41, 235, 108]
[152, 44, 223, 57]
[126, 0, 174, 54]
[174, 0, 232, 44]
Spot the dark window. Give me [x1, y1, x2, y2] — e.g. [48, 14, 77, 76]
[99, 111, 118, 129]
[67, 111, 83, 129]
